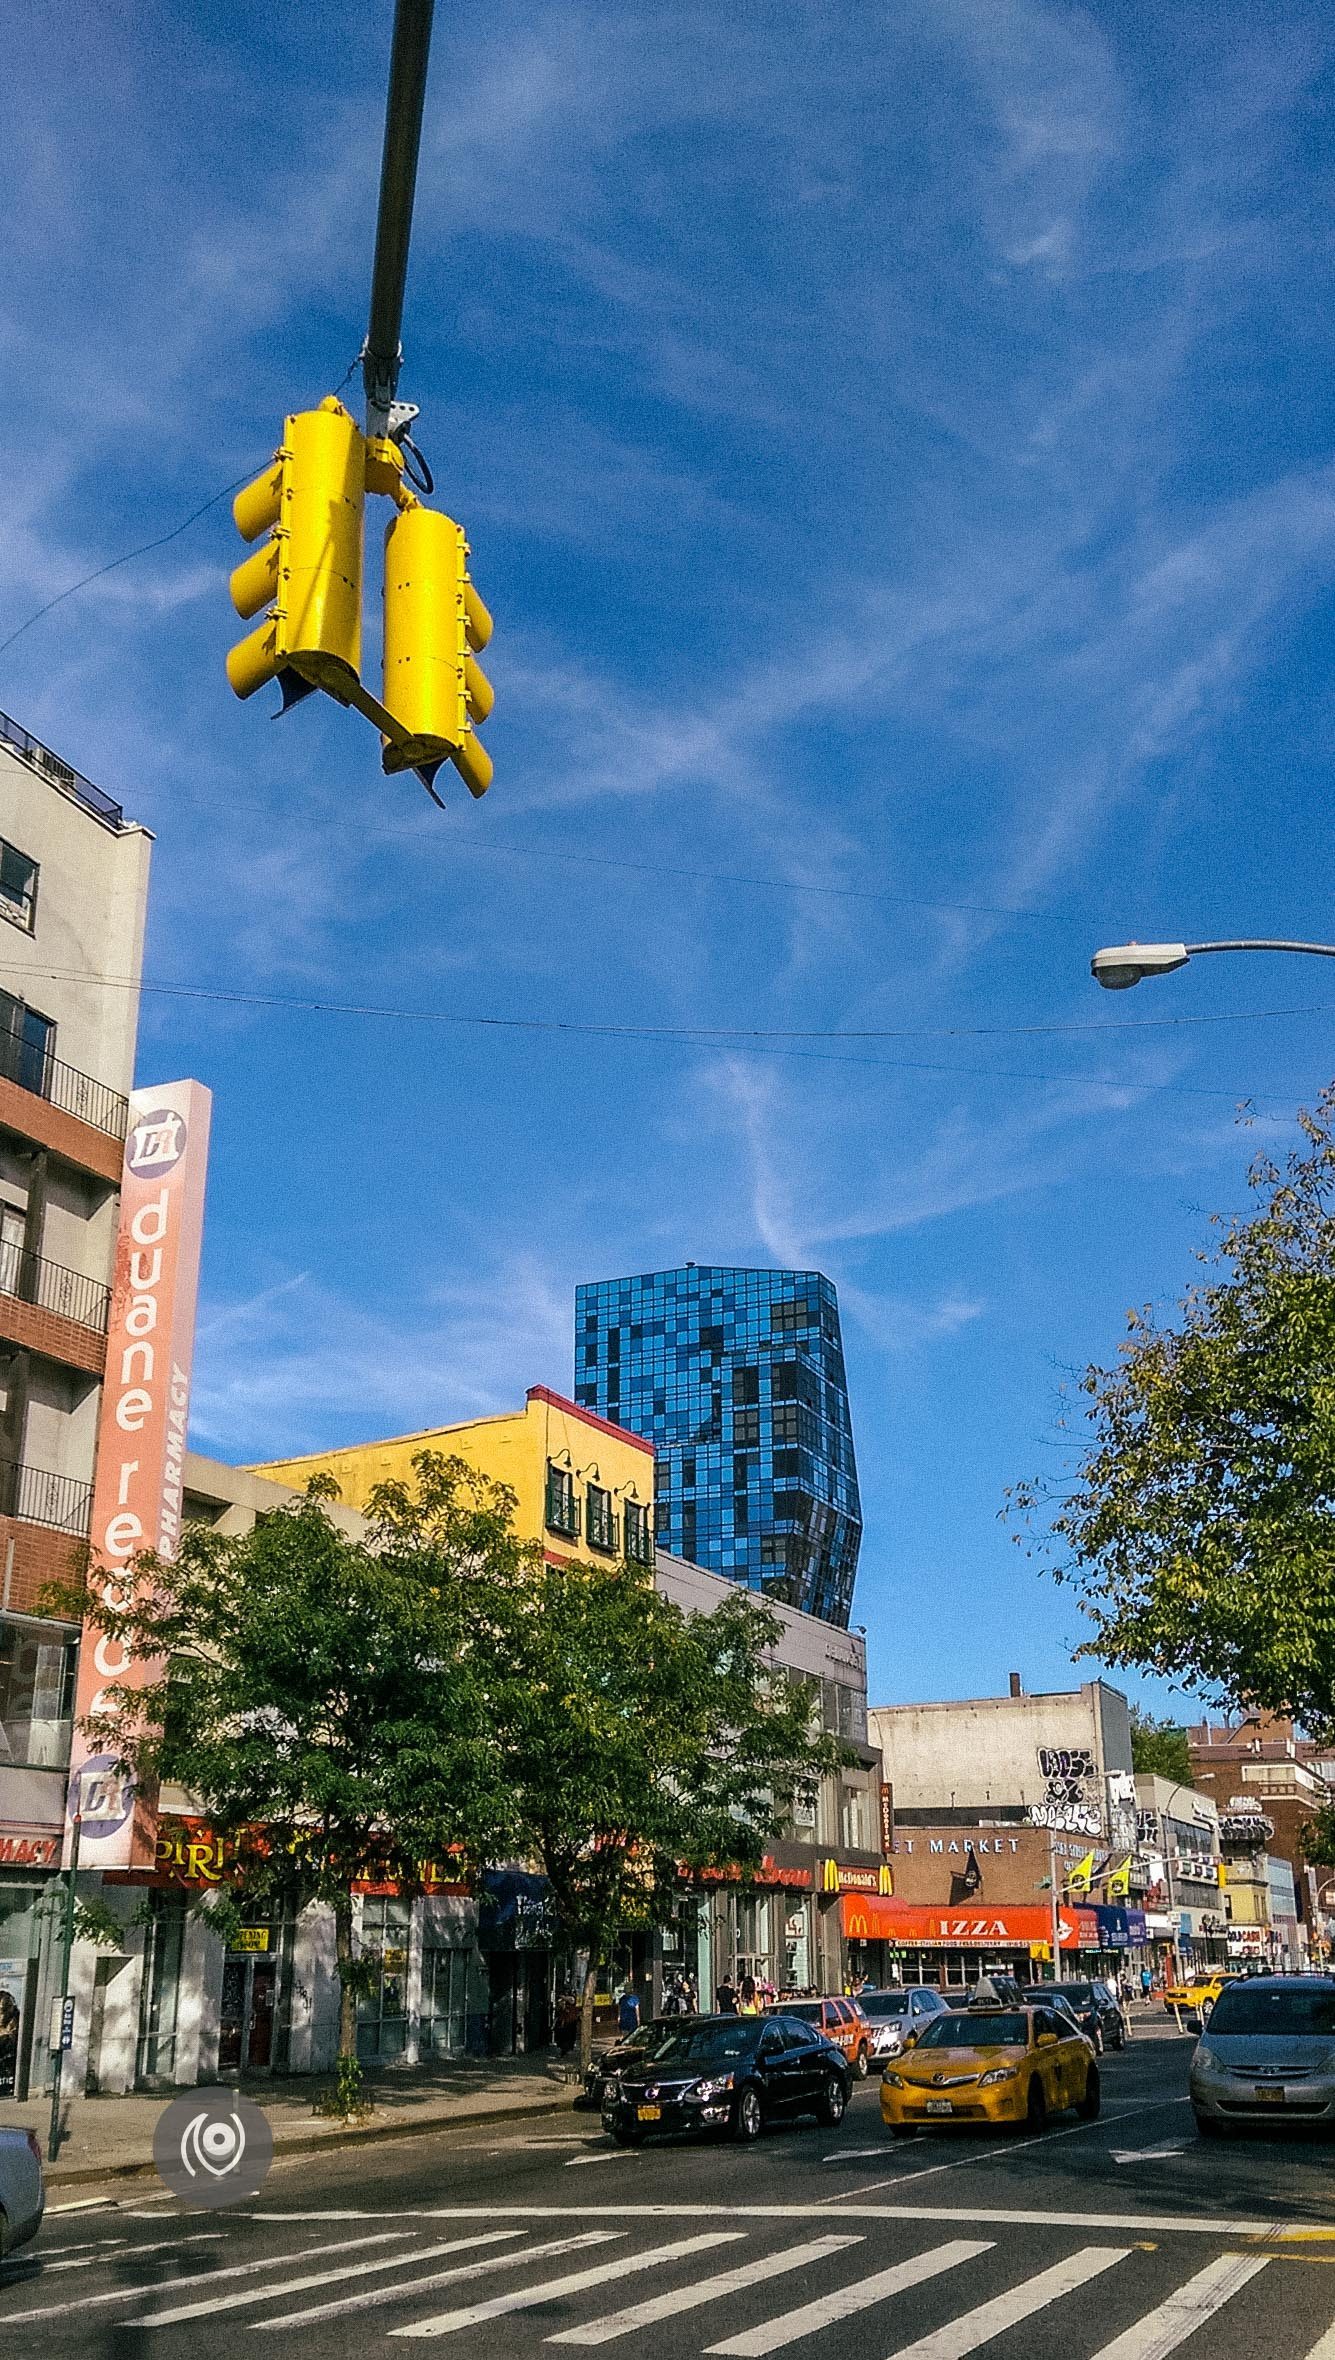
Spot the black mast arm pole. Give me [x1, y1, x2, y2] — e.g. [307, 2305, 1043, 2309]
[363, 0, 437, 436]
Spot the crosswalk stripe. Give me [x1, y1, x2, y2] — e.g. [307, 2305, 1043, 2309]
[1301, 2324, 1335, 2358]
[879, 2244, 1130, 2359]
[0, 2232, 411, 2328]
[1085, 2252, 1271, 2360]
[704, 2241, 994, 2358]
[254, 2232, 624, 2334]
[129, 2229, 525, 2328]
[391, 2232, 748, 2341]
[41, 2235, 220, 2275]
[548, 2236, 864, 2348]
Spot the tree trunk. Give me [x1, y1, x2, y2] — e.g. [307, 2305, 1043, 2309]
[579, 1952, 600, 2074]
[333, 1884, 358, 2063]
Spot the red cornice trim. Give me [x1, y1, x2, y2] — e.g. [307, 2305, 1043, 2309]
[527, 1385, 654, 1455]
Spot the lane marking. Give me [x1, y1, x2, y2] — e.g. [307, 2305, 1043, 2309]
[704, 2240, 993, 2358]
[1301, 2322, 1335, 2353]
[880, 2244, 1130, 2359]
[391, 2232, 748, 2340]
[44, 2198, 119, 2215]
[254, 2232, 622, 2334]
[1111, 2148, 1187, 2165]
[822, 2149, 888, 2164]
[824, 2101, 1193, 2203]
[0, 2230, 409, 2327]
[280, 2202, 1335, 2241]
[42, 2234, 220, 2275]
[565, 2151, 634, 2167]
[548, 2235, 861, 2346]
[1086, 2251, 1270, 2359]
[131, 2229, 524, 2328]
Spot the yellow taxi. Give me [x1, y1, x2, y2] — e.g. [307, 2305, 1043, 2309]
[879, 2003, 1099, 2134]
[1162, 1969, 1241, 2016]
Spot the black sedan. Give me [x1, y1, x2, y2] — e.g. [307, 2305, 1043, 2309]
[1021, 1980, 1125, 2052]
[603, 2012, 851, 2146]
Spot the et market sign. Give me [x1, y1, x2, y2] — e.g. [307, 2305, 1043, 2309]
[64, 1083, 212, 1872]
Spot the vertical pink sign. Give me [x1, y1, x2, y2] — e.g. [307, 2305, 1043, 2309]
[64, 1080, 212, 1870]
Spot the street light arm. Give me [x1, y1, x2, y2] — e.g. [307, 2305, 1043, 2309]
[1092, 937, 1335, 989]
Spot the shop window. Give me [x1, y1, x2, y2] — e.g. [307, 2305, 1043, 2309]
[357, 1895, 411, 2062]
[545, 1462, 579, 1539]
[422, 1946, 469, 2055]
[136, 1892, 185, 2085]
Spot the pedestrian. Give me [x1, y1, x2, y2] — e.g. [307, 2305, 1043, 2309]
[555, 1991, 580, 2057]
[617, 1983, 641, 2035]
[716, 1973, 738, 2015]
[1140, 1964, 1152, 2000]
[738, 1975, 760, 2015]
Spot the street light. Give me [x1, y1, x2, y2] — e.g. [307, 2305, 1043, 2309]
[1091, 940, 1335, 990]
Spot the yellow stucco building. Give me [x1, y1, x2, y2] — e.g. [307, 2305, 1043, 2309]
[249, 1385, 657, 1571]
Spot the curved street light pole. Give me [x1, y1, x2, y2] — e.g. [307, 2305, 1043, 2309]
[1091, 939, 1335, 990]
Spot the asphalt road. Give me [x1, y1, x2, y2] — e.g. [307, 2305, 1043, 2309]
[7, 2024, 1335, 2360]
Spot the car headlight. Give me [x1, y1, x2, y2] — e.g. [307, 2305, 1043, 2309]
[689, 2073, 735, 2101]
[881, 2070, 906, 2089]
[979, 2067, 1018, 2087]
[1192, 2045, 1215, 2071]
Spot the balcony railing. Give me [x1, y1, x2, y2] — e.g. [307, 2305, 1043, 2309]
[0, 1240, 110, 1335]
[0, 1458, 93, 1536]
[0, 1024, 128, 1141]
[0, 706, 125, 829]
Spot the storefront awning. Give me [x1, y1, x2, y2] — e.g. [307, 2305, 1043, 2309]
[840, 1896, 1101, 1950]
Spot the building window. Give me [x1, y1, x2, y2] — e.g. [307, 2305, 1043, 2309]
[586, 1483, 617, 1554]
[357, 1896, 411, 2062]
[0, 991, 55, 1097]
[732, 1366, 759, 1406]
[545, 1462, 579, 1540]
[0, 1615, 77, 1768]
[733, 1408, 760, 1447]
[624, 1499, 653, 1566]
[136, 1892, 186, 2085]
[0, 842, 37, 935]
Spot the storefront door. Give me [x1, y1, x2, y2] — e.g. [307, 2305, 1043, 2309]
[219, 1955, 278, 2073]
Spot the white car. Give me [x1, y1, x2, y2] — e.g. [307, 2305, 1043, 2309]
[0, 2125, 44, 2257]
[858, 1985, 950, 2059]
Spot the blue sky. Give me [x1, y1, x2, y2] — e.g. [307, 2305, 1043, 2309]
[3, 0, 1334, 1714]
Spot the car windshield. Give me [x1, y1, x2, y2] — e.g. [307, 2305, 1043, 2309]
[860, 1993, 911, 2018]
[780, 2003, 823, 2022]
[1207, 1986, 1335, 2038]
[642, 2022, 761, 2066]
[1053, 1985, 1092, 2004]
[914, 2011, 1029, 2050]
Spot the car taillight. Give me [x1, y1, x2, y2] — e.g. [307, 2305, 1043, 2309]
[26, 2129, 42, 2164]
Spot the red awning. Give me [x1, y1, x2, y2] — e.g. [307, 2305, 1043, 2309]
[840, 1895, 1101, 1949]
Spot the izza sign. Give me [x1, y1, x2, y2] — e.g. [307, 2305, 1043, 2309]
[64, 1081, 212, 1871]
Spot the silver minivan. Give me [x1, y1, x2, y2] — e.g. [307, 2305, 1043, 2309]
[1190, 1975, 1335, 2135]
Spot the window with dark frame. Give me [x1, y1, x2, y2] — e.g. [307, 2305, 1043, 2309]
[0, 841, 37, 934]
[545, 1461, 579, 1539]
[586, 1482, 617, 1554]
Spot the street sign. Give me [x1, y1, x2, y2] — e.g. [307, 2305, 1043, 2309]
[49, 1995, 74, 2052]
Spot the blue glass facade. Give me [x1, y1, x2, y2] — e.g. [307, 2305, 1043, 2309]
[573, 1265, 861, 1627]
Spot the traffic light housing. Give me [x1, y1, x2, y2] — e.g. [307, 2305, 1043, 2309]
[227, 398, 365, 707]
[381, 504, 495, 797]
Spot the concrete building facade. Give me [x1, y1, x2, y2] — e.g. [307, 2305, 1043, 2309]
[0, 713, 151, 2096]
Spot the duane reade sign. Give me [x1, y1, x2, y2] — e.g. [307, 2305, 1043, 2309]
[64, 1081, 213, 1872]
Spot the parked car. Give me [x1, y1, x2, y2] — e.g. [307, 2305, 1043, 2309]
[1191, 1975, 1335, 2135]
[603, 2012, 851, 2144]
[577, 2016, 677, 2110]
[1021, 1980, 1125, 2052]
[857, 1986, 951, 2060]
[775, 1995, 873, 2076]
[881, 2003, 1099, 2134]
[0, 2125, 44, 2258]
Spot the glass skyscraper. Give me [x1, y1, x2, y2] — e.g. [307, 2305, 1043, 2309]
[574, 1265, 861, 1627]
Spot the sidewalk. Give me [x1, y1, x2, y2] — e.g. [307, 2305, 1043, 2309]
[8, 2050, 583, 2188]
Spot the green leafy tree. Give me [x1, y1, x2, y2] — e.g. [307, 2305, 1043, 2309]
[45, 1459, 519, 2099]
[1128, 1707, 1193, 1787]
[1009, 1088, 1335, 1731]
[474, 1556, 846, 2068]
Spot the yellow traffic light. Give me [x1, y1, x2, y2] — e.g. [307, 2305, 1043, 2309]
[380, 504, 494, 796]
[227, 398, 365, 706]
